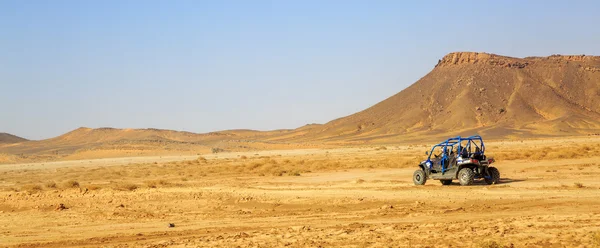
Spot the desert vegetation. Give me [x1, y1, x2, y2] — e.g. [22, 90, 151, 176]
[489, 143, 600, 161]
[2, 137, 599, 194]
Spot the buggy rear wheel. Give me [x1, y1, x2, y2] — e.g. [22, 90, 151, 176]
[440, 180, 452, 185]
[458, 168, 475, 186]
[485, 167, 500, 185]
[413, 170, 427, 185]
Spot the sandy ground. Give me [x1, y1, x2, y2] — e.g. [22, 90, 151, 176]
[1, 138, 600, 247]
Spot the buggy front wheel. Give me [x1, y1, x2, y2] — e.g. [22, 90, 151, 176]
[413, 170, 427, 185]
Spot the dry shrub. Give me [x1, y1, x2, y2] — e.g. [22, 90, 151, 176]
[574, 182, 584, 188]
[592, 231, 600, 247]
[21, 184, 43, 193]
[529, 150, 547, 160]
[375, 146, 387, 151]
[197, 156, 207, 163]
[248, 161, 264, 170]
[265, 158, 278, 165]
[400, 159, 415, 167]
[546, 150, 581, 159]
[45, 181, 57, 189]
[240, 155, 248, 160]
[87, 185, 102, 190]
[211, 148, 225, 153]
[145, 180, 169, 188]
[114, 183, 139, 191]
[62, 180, 80, 188]
[479, 240, 505, 248]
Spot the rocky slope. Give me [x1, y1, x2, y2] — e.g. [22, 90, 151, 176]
[275, 52, 600, 142]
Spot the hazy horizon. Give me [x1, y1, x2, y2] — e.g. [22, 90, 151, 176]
[2, 0, 600, 140]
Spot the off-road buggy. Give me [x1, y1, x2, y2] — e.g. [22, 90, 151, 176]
[413, 135, 499, 186]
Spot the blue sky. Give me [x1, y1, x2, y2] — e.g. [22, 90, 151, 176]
[1, 1, 599, 140]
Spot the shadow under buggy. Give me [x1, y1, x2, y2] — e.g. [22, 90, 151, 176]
[413, 135, 500, 186]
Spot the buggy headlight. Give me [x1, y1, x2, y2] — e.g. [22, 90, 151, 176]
[426, 162, 431, 166]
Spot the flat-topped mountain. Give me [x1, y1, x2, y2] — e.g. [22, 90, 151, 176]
[278, 52, 600, 142]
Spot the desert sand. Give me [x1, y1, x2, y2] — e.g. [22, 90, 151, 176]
[2, 136, 600, 247]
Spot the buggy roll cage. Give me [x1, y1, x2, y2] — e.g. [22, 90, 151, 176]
[425, 135, 486, 172]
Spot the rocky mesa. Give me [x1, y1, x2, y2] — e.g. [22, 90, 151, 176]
[277, 52, 600, 143]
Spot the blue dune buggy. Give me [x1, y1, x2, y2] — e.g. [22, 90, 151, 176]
[413, 135, 499, 186]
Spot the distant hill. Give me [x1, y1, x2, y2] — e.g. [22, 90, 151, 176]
[0, 127, 308, 162]
[272, 52, 600, 143]
[0, 133, 28, 144]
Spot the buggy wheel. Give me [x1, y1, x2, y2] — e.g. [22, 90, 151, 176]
[485, 167, 500, 185]
[413, 170, 427, 185]
[440, 180, 452, 185]
[458, 168, 475, 186]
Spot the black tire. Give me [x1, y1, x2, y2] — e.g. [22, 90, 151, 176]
[440, 180, 452, 185]
[485, 167, 500, 185]
[413, 170, 427, 185]
[458, 168, 475, 186]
